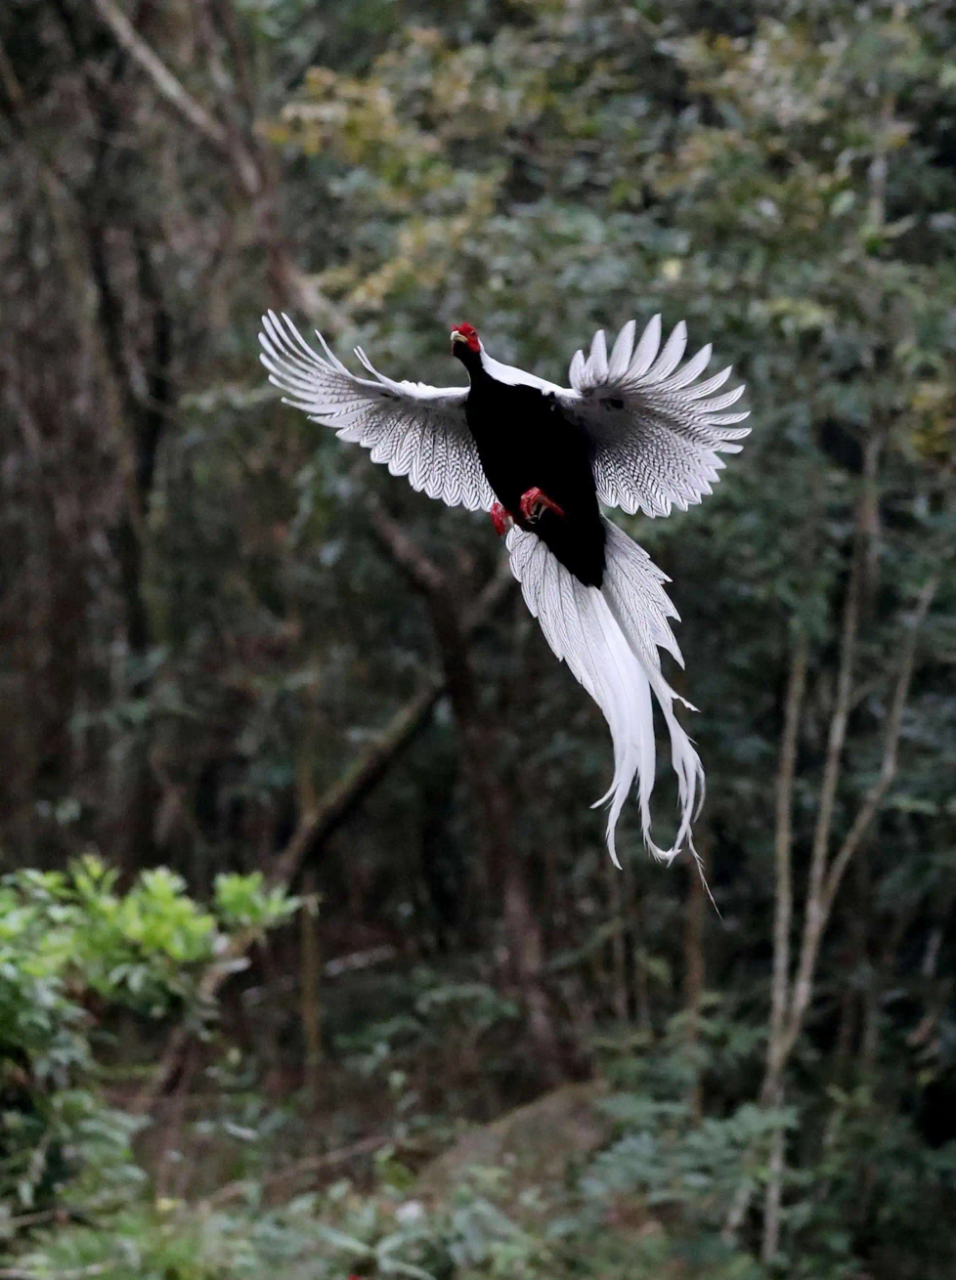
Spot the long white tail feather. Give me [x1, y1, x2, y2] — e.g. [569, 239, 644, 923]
[506, 519, 704, 865]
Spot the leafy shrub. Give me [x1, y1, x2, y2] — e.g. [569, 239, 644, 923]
[9, 1176, 755, 1280]
[0, 856, 297, 1218]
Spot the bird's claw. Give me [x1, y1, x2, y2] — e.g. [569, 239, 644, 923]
[489, 502, 514, 536]
[519, 487, 565, 524]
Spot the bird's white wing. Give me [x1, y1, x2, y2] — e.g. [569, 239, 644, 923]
[556, 316, 750, 518]
[259, 312, 494, 512]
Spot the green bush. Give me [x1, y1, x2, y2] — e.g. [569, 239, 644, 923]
[0, 856, 297, 1220]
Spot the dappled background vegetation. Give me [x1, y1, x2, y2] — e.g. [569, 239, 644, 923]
[1, 0, 955, 1276]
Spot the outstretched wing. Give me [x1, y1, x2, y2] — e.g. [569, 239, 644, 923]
[557, 316, 750, 518]
[259, 313, 494, 512]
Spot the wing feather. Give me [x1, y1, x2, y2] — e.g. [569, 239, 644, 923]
[259, 313, 493, 512]
[645, 320, 687, 384]
[628, 313, 662, 379]
[558, 316, 750, 518]
[607, 319, 636, 380]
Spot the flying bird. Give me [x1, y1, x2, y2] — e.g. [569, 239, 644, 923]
[259, 313, 749, 865]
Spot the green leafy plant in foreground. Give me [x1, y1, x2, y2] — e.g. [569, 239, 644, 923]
[9, 1178, 762, 1280]
[0, 856, 298, 1220]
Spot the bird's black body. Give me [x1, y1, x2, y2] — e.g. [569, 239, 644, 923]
[461, 358, 606, 588]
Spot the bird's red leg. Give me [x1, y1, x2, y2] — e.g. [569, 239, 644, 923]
[489, 501, 513, 536]
[519, 486, 566, 524]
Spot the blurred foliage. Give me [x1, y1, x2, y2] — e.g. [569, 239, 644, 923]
[1, 0, 956, 1276]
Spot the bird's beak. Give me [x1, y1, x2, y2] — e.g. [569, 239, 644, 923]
[450, 330, 467, 346]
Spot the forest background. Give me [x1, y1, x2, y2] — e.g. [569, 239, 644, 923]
[1, 1, 955, 1277]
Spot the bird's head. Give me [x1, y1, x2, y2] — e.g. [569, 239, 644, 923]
[450, 322, 481, 366]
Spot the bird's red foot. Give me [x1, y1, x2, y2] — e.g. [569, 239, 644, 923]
[489, 502, 514, 536]
[519, 487, 565, 524]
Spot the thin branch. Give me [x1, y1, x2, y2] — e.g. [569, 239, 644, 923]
[867, 92, 895, 233]
[132, 925, 259, 1114]
[729, 629, 808, 1257]
[785, 437, 879, 1050]
[200, 1133, 389, 1209]
[762, 1126, 787, 1265]
[90, 0, 261, 196]
[90, 0, 349, 312]
[368, 504, 447, 596]
[268, 554, 515, 888]
[89, 0, 228, 151]
[783, 577, 936, 1068]
[764, 628, 810, 1097]
[728, 574, 937, 1251]
[268, 678, 440, 887]
[800, 534, 862, 972]
[821, 575, 938, 921]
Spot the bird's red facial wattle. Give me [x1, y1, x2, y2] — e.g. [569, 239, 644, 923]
[450, 323, 480, 354]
